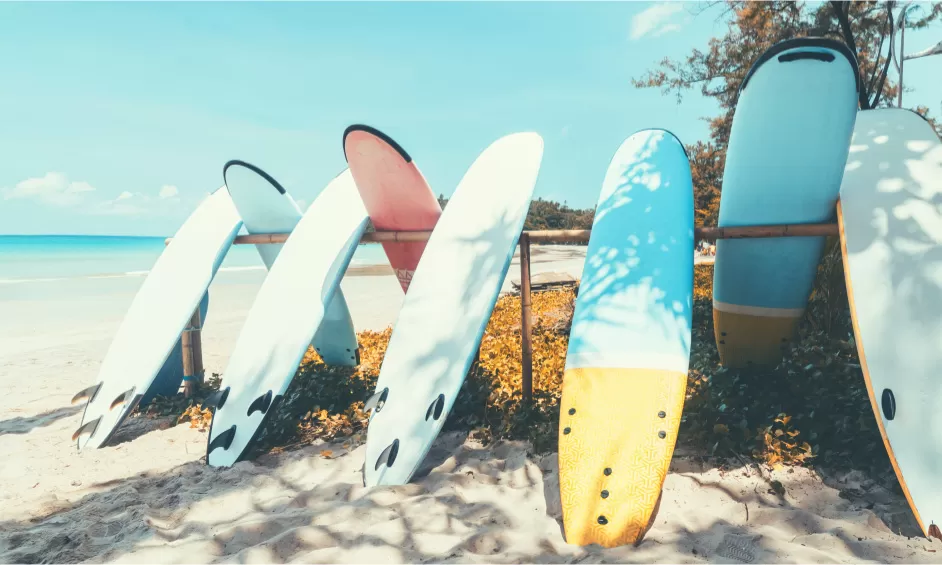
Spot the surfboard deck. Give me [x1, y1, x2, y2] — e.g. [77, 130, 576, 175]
[712, 37, 859, 368]
[73, 188, 242, 450]
[344, 124, 442, 292]
[363, 132, 544, 487]
[838, 108, 942, 540]
[559, 129, 694, 548]
[205, 169, 369, 467]
[224, 160, 359, 367]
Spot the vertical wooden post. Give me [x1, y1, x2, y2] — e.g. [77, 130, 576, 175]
[182, 308, 203, 397]
[519, 233, 533, 403]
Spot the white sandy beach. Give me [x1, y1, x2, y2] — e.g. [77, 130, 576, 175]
[2, 246, 937, 564]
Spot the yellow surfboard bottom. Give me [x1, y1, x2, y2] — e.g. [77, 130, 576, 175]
[713, 308, 801, 368]
[558, 367, 687, 548]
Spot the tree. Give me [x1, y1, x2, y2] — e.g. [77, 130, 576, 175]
[632, 0, 942, 222]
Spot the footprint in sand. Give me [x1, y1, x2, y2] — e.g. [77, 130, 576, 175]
[715, 533, 762, 563]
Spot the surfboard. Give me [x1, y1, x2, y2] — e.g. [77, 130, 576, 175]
[712, 37, 859, 368]
[362, 132, 544, 487]
[72, 188, 242, 450]
[223, 160, 360, 366]
[343, 125, 442, 292]
[205, 169, 370, 467]
[838, 108, 942, 540]
[558, 129, 694, 548]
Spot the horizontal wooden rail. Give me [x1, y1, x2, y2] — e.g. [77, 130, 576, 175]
[164, 222, 838, 246]
[172, 219, 840, 399]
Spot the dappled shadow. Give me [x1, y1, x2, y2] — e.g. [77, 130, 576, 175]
[566, 129, 693, 366]
[2, 429, 937, 563]
[838, 109, 942, 535]
[0, 405, 81, 437]
[0, 434, 565, 564]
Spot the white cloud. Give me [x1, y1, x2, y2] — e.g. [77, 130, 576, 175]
[653, 23, 682, 37]
[92, 191, 150, 216]
[159, 184, 179, 199]
[1, 172, 97, 206]
[630, 2, 685, 40]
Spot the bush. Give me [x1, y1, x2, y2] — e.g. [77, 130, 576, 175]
[148, 252, 893, 477]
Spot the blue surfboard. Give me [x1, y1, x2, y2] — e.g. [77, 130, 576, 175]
[712, 37, 859, 368]
[558, 129, 694, 548]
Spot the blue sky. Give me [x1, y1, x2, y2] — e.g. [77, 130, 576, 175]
[0, 1, 939, 237]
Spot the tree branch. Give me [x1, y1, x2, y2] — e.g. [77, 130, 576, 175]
[870, 6, 894, 108]
[864, 9, 889, 97]
[830, 1, 869, 108]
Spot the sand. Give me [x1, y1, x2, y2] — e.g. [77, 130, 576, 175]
[4, 246, 937, 563]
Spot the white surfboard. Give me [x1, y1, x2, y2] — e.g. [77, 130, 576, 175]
[205, 169, 370, 467]
[838, 108, 942, 539]
[72, 187, 242, 450]
[223, 160, 360, 366]
[363, 132, 544, 487]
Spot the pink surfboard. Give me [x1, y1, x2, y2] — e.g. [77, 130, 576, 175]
[344, 125, 442, 293]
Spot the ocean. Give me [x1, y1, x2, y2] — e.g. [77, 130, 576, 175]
[0, 235, 390, 285]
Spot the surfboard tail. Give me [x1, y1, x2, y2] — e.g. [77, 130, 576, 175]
[558, 367, 686, 548]
[712, 301, 802, 368]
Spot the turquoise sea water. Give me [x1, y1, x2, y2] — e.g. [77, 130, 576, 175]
[0, 235, 390, 285]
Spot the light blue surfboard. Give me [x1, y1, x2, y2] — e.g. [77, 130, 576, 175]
[558, 129, 694, 547]
[712, 37, 859, 368]
[223, 160, 360, 366]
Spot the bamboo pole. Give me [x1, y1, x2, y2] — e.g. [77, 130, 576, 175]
[181, 308, 203, 398]
[519, 233, 534, 404]
[163, 222, 838, 247]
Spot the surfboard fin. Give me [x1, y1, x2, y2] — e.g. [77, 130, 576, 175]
[374, 439, 399, 471]
[201, 387, 230, 411]
[425, 394, 445, 421]
[71, 383, 102, 405]
[110, 388, 136, 410]
[72, 417, 101, 442]
[208, 425, 236, 455]
[365, 387, 388, 413]
[247, 390, 273, 417]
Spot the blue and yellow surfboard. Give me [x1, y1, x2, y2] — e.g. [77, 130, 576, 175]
[713, 37, 859, 368]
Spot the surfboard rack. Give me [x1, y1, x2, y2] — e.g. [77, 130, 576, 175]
[164, 221, 838, 405]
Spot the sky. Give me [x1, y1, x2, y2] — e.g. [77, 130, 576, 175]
[0, 1, 939, 237]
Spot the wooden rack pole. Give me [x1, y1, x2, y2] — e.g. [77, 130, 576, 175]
[519, 233, 534, 404]
[181, 308, 203, 398]
[163, 222, 838, 247]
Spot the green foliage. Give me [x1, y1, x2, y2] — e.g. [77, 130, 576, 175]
[633, 0, 942, 229]
[438, 194, 594, 235]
